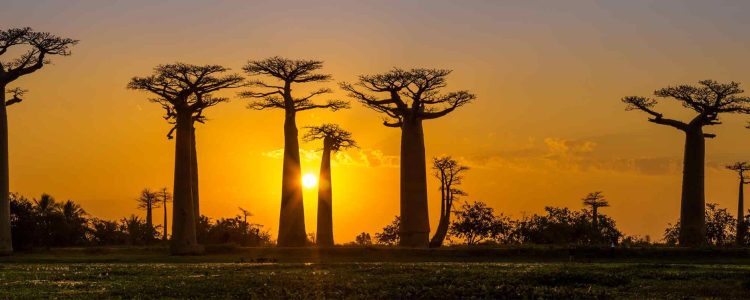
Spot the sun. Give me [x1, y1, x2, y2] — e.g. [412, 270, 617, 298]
[302, 173, 318, 188]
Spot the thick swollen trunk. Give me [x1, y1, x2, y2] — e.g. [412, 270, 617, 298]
[0, 87, 10, 255]
[277, 111, 306, 246]
[737, 181, 745, 245]
[191, 127, 199, 223]
[678, 128, 706, 247]
[169, 111, 202, 255]
[316, 142, 334, 247]
[399, 118, 430, 247]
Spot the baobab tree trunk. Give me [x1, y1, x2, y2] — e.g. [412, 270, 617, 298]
[678, 128, 706, 247]
[191, 126, 199, 224]
[316, 141, 334, 247]
[737, 179, 745, 245]
[399, 118, 430, 247]
[0, 87, 11, 255]
[277, 110, 306, 246]
[170, 110, 202, 255]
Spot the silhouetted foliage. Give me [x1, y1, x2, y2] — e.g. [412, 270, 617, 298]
[623, 80, 750, 246]
[196, 215, 272, 247]
[241, 57, 348, 247]
[341, 68, 475, 247]
[510, 207, 621, 245]
[581, 192, 609, 232]
[664, 203, 737, 246]
[450, 201, 510, 245]
[136, 188, 160, 244]
[375, 216, 400, 246]
[355, 232, 372, 246]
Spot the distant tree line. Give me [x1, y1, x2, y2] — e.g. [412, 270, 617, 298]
[9, 191, 272, 250]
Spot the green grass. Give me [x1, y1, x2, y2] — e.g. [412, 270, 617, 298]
[2, 247, 750, 298]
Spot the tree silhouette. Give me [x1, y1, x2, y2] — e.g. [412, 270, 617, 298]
[241, 57, 348, 247]
[0, 27, 77, 255]
[581, 191, 609, 233]
[128, 63, 244, 254]
[341, 68, 475, 247]
[622, 80, 750, 246]
[159, 188, 171, 242]
[303, 124, 357, 247]
[429, 156, 468, 248]
[726, 162, 750, 245]
[375, 216, 400, 246]
[136, 189, 160, 238]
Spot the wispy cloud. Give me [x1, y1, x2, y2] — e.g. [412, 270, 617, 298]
[261, 148, 399, 168]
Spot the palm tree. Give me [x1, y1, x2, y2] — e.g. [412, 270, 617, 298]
[303, 124, 357, 247]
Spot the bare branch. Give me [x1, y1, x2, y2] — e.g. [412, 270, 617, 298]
[4, 87, 27, 106]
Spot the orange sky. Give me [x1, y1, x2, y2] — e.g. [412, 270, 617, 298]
[2, 0, 750, 243]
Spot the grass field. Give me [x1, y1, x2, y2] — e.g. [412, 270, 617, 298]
[2, 247, 750, 299]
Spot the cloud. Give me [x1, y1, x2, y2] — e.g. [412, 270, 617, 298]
[261, 148, 399, 168]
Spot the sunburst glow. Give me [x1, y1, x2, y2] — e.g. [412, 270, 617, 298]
[302, 173, 318, 188]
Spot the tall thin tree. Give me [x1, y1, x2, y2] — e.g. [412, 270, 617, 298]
[159, 188, 172, 242]
[429, 156, 468, 248]
[303, 124, 357, 247]
[0, 27, 77, 255]
[582, 191, 609, 232]
[622, 80, 750, 246]
[128, 63, 244, 254]
[726, 162, 750, 245]
[241, 57, 348, 246]
[341, 68, 475, 247]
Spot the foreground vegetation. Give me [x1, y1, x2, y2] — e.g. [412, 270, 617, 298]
[1, 253, 750, 299]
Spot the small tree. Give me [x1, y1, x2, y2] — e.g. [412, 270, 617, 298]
[581, 192, 609, 232]
[450, 201, 507, 245]
[429, 156, 468, 248]
[0, 28, 78, 254]
[622, 80, 750, 246]
[242, 57, 348, 247]
[375, 216, 400, 246]
[136, 189, 160, 237]
[726, 162, 750, 245]
[303, 124, 356, 247]
[355, 232, 372, 246]
[342, 69, 475, 247]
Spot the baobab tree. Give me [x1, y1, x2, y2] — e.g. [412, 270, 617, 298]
[726, 162, 750, 245]
[0, 27, 77, 255]
[159, 188, 172, 242]
[622, 80, 750, 246]
[241, 57, 349, 246]
[303, 124, 357, 247]
[128, 63, 244, 254]
[429, 156, 469, 248]
[341, 68, 475, 247]
[136, 189, 160, 235]
[582, 191, 609, 232]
